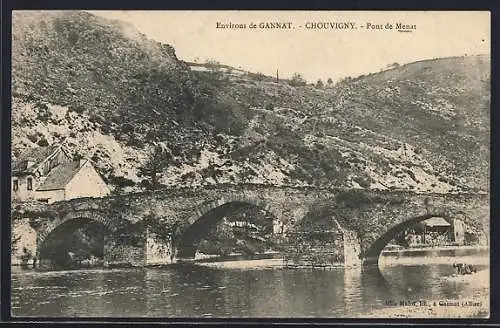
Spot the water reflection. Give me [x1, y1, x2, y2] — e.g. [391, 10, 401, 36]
[343, 267, 362, 313]
[12, 248, 489, 318]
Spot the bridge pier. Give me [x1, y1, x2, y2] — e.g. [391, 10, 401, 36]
[11, 218, 38, 267]
[338, 223, 362, 268]
[103, 234, 146, 267]
[283, 220, 363, 268]
[144, 228, 177, 265]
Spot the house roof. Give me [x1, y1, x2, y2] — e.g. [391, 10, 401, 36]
[12, 145, 62, 173]
[423, 217, 451, 227]
[36, 160, 83, 191]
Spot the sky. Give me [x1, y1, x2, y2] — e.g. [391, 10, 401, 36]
[89, 11, 490, 82]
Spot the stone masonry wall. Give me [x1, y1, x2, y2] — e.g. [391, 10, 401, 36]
[103, 237, 145, 267]
[145, 231, 175, 265]
[283, 219, 362, 268]
[13, 186, 488, 267]
[11, 218, 37, 266]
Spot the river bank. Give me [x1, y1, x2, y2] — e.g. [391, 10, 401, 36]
[12, 246, 488, 271]
[379, 245, 489, 267]
[379, 254, 489, 267]
[381, 245, 488, 254]
[195, 258, 284, 269]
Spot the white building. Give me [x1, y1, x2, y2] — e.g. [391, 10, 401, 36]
[12, 144, 110, 203]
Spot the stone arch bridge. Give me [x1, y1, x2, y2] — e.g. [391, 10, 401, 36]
[11, 184, 489, 267]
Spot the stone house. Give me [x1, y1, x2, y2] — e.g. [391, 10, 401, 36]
[421, 216, 452, 244]
[406, 217, 466, 247]
[12, 144, 110, 203]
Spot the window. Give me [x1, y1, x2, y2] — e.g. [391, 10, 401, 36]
[13, 180, 18, 192]
[27, 177, 33, 191]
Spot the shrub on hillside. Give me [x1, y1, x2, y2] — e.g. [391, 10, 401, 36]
[37, 138, 49, 147]
[289, 73, 307, 87]
[205, 97, 250, 136]
[27, 134, 38, 143]
[335, 190, 373, 208]
[108, 175, 135, 188]
[353, 175, 372, 188]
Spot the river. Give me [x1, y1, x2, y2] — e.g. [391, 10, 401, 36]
[11, 247, 489, 318]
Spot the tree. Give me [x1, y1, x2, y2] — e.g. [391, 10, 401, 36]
[205, 58, 222, 77]
[138, 144, 179, 190]
[109, 175, 135, 194]
[265, 102, 275, 111]
[386, 62, 400, 70]
[289, 72, 307, 87]
[327, 78, 333, 85]
[316, 79, 324, 88]
[337, 76, 352, 85]
[37, 138, 49, 147]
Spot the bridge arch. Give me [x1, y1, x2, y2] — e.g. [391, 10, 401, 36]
[185, 194, 279, 226]
[36, 209, 128, 266]
[177, 194, 280, 258]
[37, 210, 115, 249]
[363, 213, 487, 266]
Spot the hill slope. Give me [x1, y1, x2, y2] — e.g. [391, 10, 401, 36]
[11, 11, 490, 194]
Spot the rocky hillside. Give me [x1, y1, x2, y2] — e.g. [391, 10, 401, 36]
[11, 11, 490, 195]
